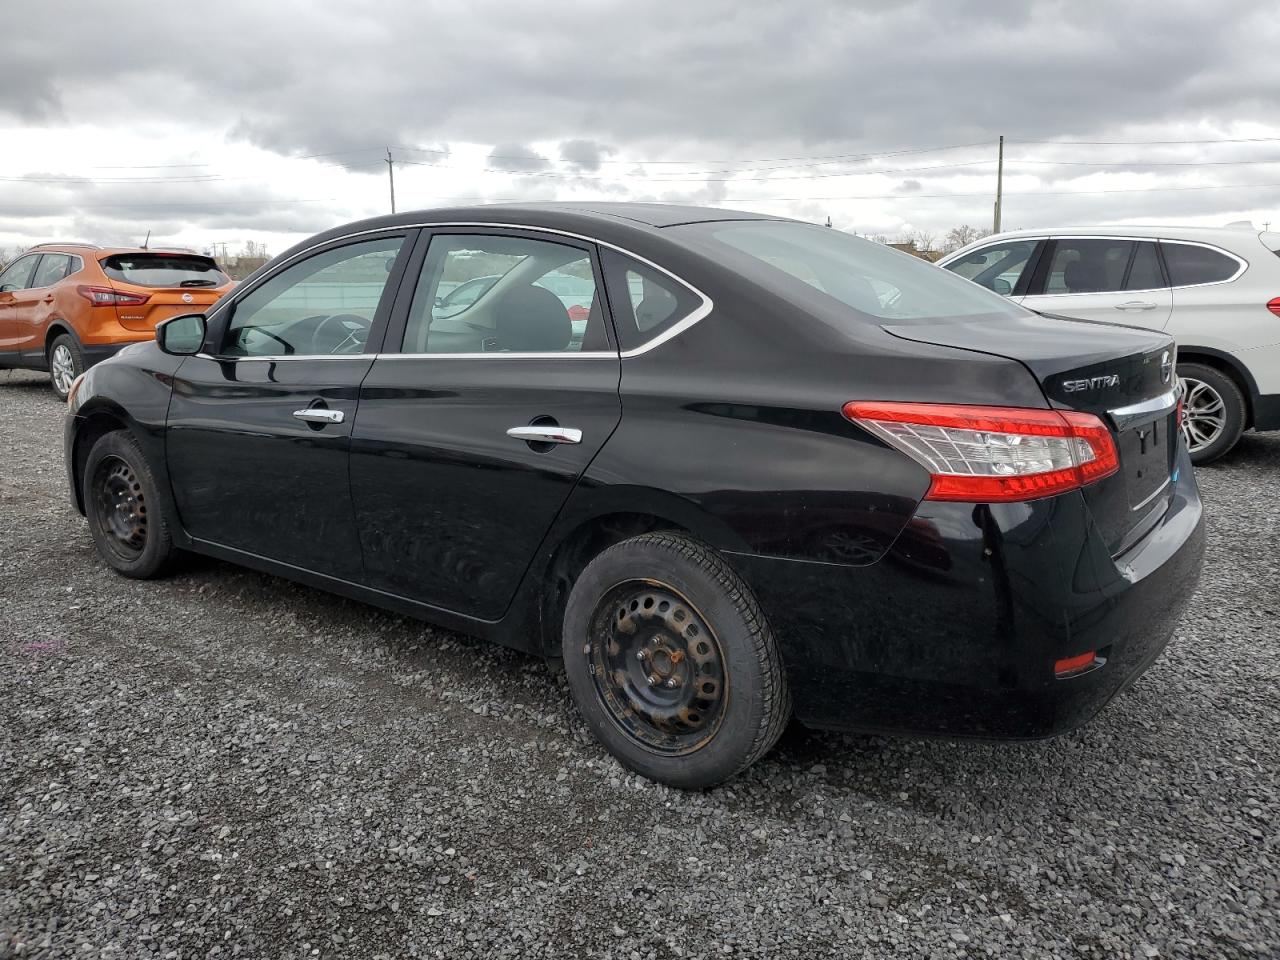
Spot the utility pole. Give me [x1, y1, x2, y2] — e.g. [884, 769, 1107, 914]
[993, 135, 1004, 234]
[385, 147, 397, 214]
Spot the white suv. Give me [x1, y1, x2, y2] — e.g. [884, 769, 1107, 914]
[938, 225, 1280, 463]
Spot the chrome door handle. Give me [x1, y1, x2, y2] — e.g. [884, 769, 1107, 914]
[507, 425, 582, 444]
[292, 408, 344, 424]
[1115, 301, 1157, 311]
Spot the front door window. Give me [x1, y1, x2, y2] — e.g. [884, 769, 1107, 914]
[224, 237, 404, 357]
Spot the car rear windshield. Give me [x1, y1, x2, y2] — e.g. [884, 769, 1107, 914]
[685, 220, 1025, 324]
[101, 254, 228, 288]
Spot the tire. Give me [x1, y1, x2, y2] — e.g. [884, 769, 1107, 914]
[562, 531, 791, 789]
[48, 333, 84, 401]
[83, 430, 177, 579]
[1178, 362, 1246, 465]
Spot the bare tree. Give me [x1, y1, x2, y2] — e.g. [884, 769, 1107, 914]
[940, 224, 990, 254]
[909, 229, 937, 255]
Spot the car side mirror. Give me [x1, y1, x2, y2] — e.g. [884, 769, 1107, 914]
[992, 277, 1012, 296]
[156, 313, 207, 356]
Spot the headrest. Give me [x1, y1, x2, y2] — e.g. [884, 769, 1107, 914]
[494, 284, 571, 352]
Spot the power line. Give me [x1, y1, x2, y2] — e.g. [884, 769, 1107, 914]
[1011, 136, 1280, 146]
[392, 139, 996, 167]
[0, 198, 336, 210]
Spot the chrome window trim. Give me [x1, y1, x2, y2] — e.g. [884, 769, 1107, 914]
[195, 353, 378, 362]
[950, 235, 1249, 295]
[1108, 387, 1179, 431]
[215, 221, 714, 361]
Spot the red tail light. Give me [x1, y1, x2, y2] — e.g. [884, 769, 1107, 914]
[1267, 297, 1280, 317]
[842, 401, 1120, 503]
[76, 285, 150, 307]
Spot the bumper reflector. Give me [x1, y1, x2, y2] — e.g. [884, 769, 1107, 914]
[1054, 651, 1100, 678]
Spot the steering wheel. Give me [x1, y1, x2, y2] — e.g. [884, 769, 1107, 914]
[312, 313, 372, 354]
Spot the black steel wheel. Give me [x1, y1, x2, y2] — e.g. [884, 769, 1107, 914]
[83, 430, 177, 578]
[91, 456, 149, 562]
[563, 532, 791, 789]
[588, 581, 728, 755]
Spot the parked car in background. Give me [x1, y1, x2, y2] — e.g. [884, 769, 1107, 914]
[65, 203, 1203, 788]
[938, 226, 1280, 463]
[0, 243, 234, 398]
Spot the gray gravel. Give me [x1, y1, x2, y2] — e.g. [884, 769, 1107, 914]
[1, 366, 1277, 959]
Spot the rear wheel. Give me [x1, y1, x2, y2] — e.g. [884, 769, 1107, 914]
[83, 430, 177, 579]
[1178, 362, 1246, 465]
[562, 532, 790, 789]
[48, 333, 83, 401]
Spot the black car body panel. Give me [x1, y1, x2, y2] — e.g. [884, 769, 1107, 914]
[66, 203, 1205, 740]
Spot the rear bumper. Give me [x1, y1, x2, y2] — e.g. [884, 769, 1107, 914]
[728, 444, 1205, 739]
[81, 341, 133, 368]
[1253, 392, 1280, 432]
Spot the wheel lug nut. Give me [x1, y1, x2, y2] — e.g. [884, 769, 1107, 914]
[665, 678, 678, 688]
[636, 650, 647, 661]
[645, 675, 656, 686]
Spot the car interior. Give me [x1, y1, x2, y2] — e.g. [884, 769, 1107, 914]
[403, 244, 603, 354]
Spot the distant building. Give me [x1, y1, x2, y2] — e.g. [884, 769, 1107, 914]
[888, 241, 943, 263]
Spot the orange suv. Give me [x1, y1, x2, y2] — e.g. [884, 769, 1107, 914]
[0, 243, 234, 398]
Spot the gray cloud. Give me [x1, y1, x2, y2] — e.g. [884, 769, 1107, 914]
[559, 140, 613, 172]
[487, 143, 551, 173]
[2, 0, 1279, 245]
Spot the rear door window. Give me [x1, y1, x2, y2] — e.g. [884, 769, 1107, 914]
[401, 233, 608, 354]
[102, 254, 229, 288]
[32, 254, 73, 288]
[1160, 242, 1242, 286]
[1037, 239, 1134, 295]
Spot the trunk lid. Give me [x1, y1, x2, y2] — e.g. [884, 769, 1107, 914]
[100, 252, 231, 332]
[883, 312, 1179, 556]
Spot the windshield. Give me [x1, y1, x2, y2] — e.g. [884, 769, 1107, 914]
[102, 254, 229, 288]
[689, 220, 1025, 324]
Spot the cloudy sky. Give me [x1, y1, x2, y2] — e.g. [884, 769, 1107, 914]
[4, 0, 1280, 258]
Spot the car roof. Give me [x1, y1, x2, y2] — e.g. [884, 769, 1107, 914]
[268, 202, 794, 272]
[937, 223, 1277, 265]
[26, 244, 212, 259]
[965, 224, 1262, 243]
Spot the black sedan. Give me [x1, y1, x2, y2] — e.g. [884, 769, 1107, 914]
[64, 203, 1205, 788]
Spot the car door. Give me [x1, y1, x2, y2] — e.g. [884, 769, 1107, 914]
[165, 232, 414, 581]
[1021, 237, 1173, 329]
[18, 254, 74, 358]
[349, 227, 622, 620]
[0, 254, 41, 357]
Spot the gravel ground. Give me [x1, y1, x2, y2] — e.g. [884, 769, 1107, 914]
[0, 367, 1277, 960]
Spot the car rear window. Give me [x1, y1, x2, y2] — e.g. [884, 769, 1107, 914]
[1159, 242, 1241, 287]
[102, 254, 228, 288]
[684, 220, 1024, 324]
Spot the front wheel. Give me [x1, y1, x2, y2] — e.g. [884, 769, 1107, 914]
[83, 430, 177, 579]
[1178, 362, 1246, 465]
[562, 532, 791, 789]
